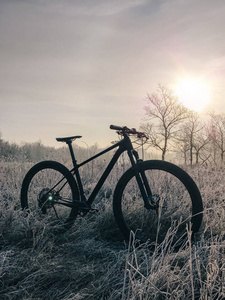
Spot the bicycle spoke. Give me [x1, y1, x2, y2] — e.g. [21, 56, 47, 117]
[53, 205, 60, 220]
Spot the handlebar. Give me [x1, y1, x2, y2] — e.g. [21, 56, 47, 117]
[110, 125, 148, 139]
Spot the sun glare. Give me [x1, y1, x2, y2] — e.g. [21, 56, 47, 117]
[175, 78, 210, 112]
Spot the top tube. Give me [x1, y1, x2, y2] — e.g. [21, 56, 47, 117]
[77, 136, 130, 168]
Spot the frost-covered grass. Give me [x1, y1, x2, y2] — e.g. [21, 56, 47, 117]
[1, 160, 225, 299]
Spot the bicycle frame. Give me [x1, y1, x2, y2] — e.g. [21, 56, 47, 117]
[65, 133, 153, 210]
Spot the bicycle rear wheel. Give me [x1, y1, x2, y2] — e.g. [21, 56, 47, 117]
[113, 160, 203, 245]
[21, 161, 79, 229]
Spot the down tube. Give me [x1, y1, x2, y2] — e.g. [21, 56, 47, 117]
[87, 146, 125, 206]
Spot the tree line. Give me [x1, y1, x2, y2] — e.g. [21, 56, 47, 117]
[1, 83, 225, 166]
[141, 84, 225, 165]
[0, 133, 101, 164]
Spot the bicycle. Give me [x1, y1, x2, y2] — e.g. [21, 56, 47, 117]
[20, 125, 203, 245]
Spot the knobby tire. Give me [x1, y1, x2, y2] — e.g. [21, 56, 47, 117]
[113, 160, 203, 246]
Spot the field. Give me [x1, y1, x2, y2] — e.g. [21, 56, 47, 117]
[1, 159, 225, 299]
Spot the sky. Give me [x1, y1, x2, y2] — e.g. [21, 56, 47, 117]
[1, 0, 225, 148]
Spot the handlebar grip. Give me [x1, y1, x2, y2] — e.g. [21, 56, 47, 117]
[110, 125, 123, 131]
[110, 124, 147, 139]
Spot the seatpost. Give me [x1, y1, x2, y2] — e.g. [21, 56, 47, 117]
[66, 140, 86, 201]
[67, 141, 77, 167]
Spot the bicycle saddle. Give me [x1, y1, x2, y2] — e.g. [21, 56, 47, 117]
[56, 135, 82, 143]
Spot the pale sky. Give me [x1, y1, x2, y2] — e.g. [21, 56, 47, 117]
[1, 0, 225, 147]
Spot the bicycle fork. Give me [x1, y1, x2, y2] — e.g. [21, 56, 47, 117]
[128, 150, 157, 210]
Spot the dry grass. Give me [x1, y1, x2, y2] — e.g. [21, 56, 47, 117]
[1, 160, 225, 299]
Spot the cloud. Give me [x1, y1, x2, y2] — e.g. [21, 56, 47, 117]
[54, 0, 147, 16]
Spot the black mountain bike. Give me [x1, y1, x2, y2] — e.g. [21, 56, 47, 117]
[21, 125, 203, 245]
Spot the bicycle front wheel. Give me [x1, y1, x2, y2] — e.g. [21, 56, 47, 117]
[21, 161, 79, 229]
[113, 160, 203, 245]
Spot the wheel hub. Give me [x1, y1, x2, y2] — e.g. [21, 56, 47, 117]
[150, 194, 167, 212]
[38, 188, 56, 211]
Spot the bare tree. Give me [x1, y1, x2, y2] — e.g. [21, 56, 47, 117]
[141, 84, 188, 161]
[209, 113, 225, 162]
[208, 119, 219, 163]
[176, 112, 210, 165]
[193, 124, 210, 164]
[176, 112, 198, 165]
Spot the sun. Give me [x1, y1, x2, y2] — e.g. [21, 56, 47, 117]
[175, 78, 210, 112]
